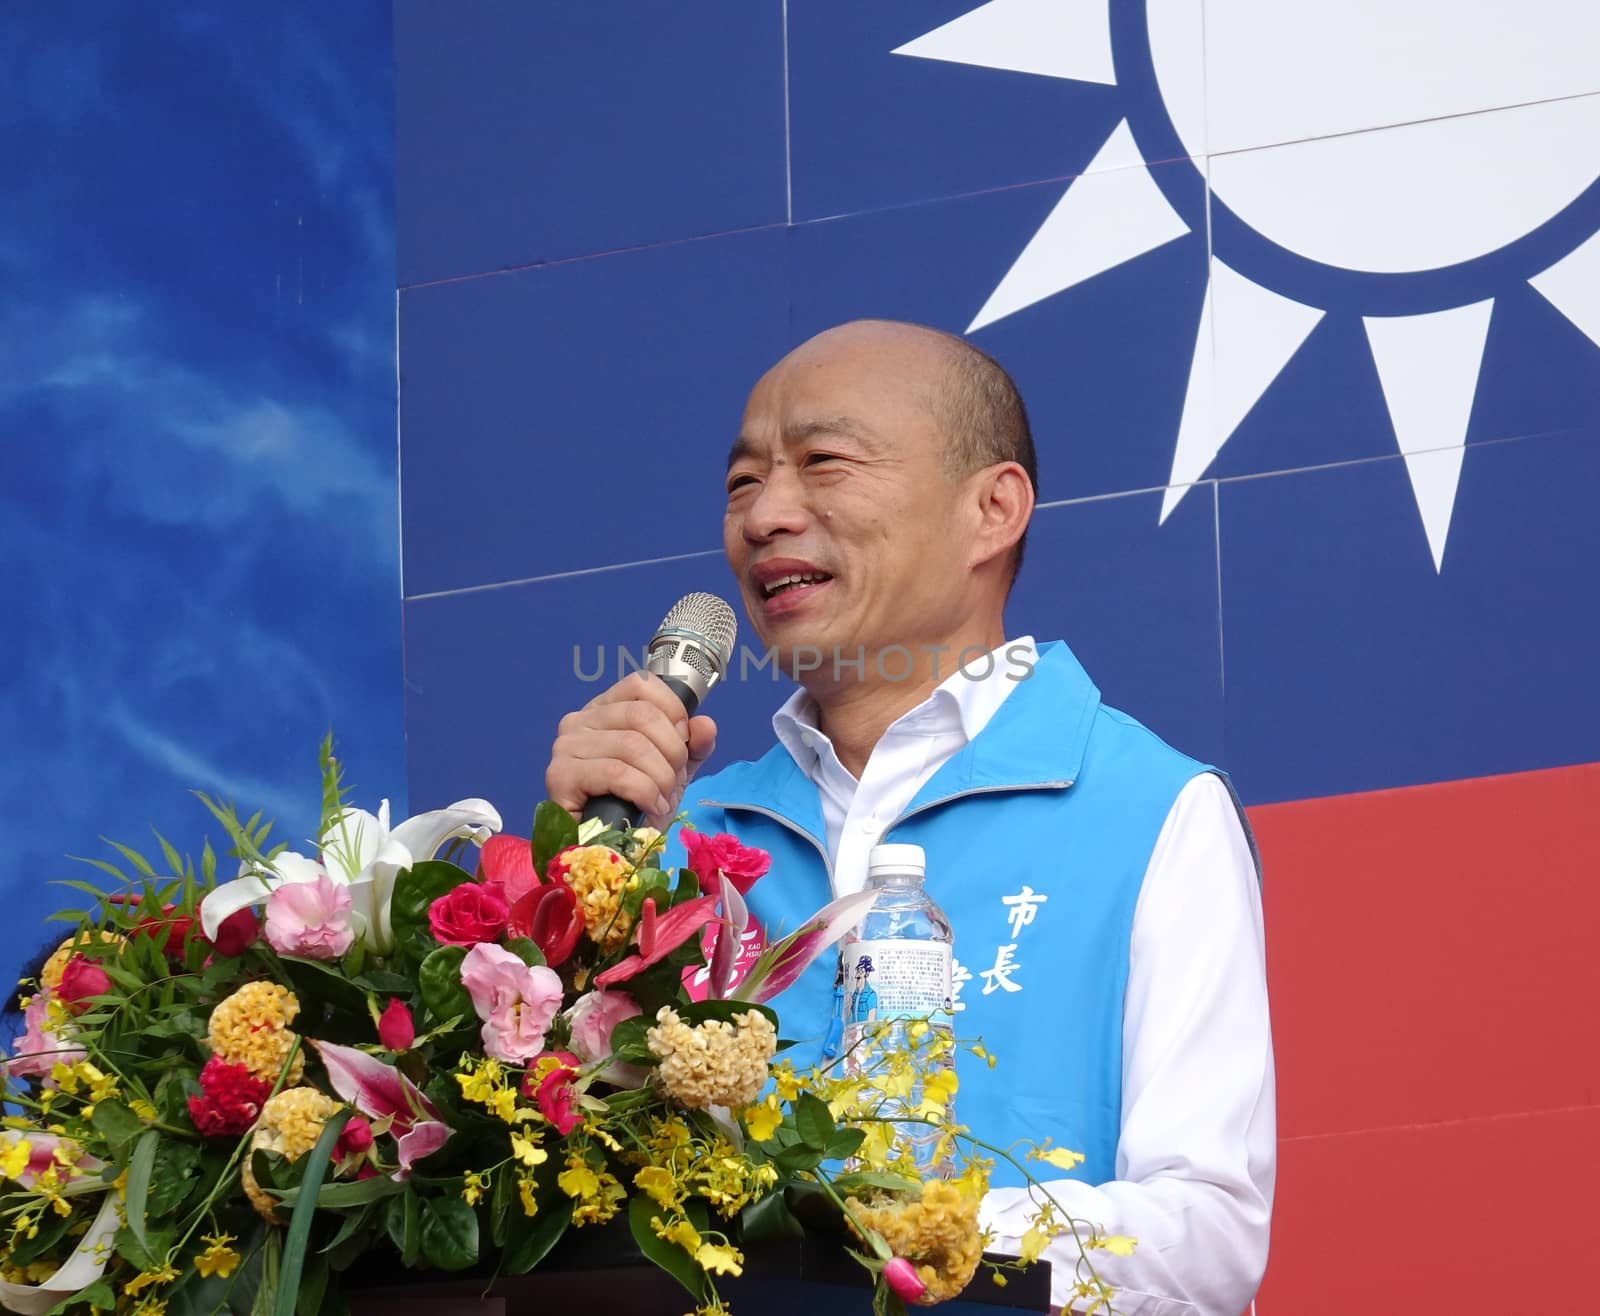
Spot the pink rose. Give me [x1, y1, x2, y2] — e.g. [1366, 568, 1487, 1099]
[427, 883, 510, 948]
[458, 943, 562, 1063]
[377, 998, 415, 1052]
[4, 991, 84, 1078]
[264, 873, 354, 960]
[566, 990, 646, 1087]
[56, 956, 112, 1013]
[682, 831, 771, 895]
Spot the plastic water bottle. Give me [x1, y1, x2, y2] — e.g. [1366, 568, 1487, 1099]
[838, 843, 955, 1172]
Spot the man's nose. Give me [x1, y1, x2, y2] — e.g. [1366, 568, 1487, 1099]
[741, 469, 810, 543]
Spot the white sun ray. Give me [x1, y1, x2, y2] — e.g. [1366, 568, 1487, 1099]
[967, 121, 1188, 332]
[1529, 228, 1600, 351]
[1364, 301, 1495, 572]
[1160, 261, 1325, 523]
[892, 0, 1115, 85]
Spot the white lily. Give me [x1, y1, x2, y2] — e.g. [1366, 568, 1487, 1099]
[200, 798, 502, 954]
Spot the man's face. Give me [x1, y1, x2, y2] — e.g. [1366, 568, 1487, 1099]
[724, 326, 978, 673]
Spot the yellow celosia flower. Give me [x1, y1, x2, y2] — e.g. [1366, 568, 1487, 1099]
[694, 1240, 744, 1277]
[646, 1006, 776, 1110]
[208, 982, 304, 1085]
[194, 1233, 241, 1279]
[560, 846, 634, 951]
[241, 1087, 340, 1218]
[741, 1095, 783, 1142]
[848, 1180, 983, 1303]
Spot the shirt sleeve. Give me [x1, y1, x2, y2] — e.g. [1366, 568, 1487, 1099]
[978, 772, 1276, 1316]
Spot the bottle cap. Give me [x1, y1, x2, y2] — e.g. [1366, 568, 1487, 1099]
[867, 843, 926, 879]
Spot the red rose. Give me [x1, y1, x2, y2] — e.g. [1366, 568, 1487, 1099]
[57, 956, 112, 1013]
[682, 831, 771, 895]
[198, 897, 260, 957]
[377, 997, 415, 1051]
[188, 1056, 273, 1137]
[427, 883, 510, 947]
[335, 1116, 374, 1162]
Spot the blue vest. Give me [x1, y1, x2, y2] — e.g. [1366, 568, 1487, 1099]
[668, 641, 1248, 1189]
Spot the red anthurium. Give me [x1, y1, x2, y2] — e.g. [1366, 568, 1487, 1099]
[479, 834, 540, 907]
[519, 884, 584, 967]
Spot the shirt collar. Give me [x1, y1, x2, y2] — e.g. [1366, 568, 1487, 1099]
[771, 637, 1038, 776]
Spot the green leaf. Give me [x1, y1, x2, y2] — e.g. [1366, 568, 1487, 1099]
[830, 1170, 922, 1196]
[531, 802, 578, 876]
[627, 1192, 704, 1301]
[154, 831, 185, 877]
[273, 1108, 351, 1316]
[383, 1189, 422, 1266]
[607, 1014, 657, 1067]
[148, 1138, 202, 1215]
[419, 1194, 480, 1271]
[739, 1189, 804, 1244]
[123, 1129, 160, 1252]
[824, 1127, 866, 1162]
[418, 944, 472, 1026]
[90, 1101, 147, 1154]
[279, 954, 370, 1015]
[319, 1202, 376, 1257]
[296, 1253, 329, 1315]
[500, 1193, 573, 1275]
[390, 860, 470, 933]
[504, 936, 546, 968]
[794, 1092, 835, 1151]
[277, 1172, 406, 1211]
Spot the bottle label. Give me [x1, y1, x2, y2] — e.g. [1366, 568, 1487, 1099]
[841, 939, 952, 1024]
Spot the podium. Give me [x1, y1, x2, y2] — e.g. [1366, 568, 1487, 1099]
[345, 1231, 1051, 1314]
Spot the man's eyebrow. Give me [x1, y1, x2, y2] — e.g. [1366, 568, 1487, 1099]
[726, 434, 761, 472]
[785, 415, 880, 448]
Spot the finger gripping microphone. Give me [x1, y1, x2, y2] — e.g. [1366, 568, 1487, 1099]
[583, 592, 737, 830]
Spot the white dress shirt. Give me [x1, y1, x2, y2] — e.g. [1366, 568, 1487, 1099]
[772, 638, 1276, 1315]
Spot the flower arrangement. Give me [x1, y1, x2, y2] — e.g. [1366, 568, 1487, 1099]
[0, 745, 1126, 1315]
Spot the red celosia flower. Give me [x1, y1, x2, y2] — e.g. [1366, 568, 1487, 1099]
[187, 1056, 274, 1137]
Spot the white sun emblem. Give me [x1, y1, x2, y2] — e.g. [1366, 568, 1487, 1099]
[897, 0, 1600, 570]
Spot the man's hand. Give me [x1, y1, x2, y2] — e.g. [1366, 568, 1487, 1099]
[544, 672, 718, 828]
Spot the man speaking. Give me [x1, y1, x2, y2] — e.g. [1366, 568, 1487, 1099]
[544, 320, 1274, 1315]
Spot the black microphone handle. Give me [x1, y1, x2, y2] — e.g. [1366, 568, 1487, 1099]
[579, 672, 703, 830]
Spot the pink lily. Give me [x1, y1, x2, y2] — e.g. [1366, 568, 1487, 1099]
[311, 1040, 451, 1180]
[730, 888, 881, 1004]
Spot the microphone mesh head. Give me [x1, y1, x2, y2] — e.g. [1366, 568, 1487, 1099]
[658, 592, 737, 672]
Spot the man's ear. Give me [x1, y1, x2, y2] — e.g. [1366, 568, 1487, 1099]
[968, 462, 1034, 573]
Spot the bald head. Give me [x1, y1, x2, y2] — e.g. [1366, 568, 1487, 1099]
[777, 320, 1038, 578]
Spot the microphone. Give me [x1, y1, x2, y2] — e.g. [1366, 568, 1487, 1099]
[583, 592, 737, 830]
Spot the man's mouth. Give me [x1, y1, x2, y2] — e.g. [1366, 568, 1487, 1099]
[761, 571, 833, 599]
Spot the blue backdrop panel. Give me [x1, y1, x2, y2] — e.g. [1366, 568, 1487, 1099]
[398, 227, 789, 597]
[787, 0, 1129, 222]
[787, 180, 1210, 503]
[1, 2, 402, 981]
[402, 484, 1224, 827]
[394, 0, 787, 286]
[1219, 429, 1600, 805]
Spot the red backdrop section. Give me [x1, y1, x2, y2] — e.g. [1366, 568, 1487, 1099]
[1250, 761, 1600, 1312]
